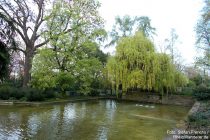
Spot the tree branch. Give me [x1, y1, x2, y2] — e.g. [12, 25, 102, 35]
[31, 0, 44, 41]
[10, 46, 26, 54]
[34, 28, 73, 49]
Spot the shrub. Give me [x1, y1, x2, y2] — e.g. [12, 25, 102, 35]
[0, 86, 12, 100]
[193, 85, 210, 101]
[179, 87, 193, 96]
[42, 89, 56, 99]
[24, 88, 44, 101]
[0, 85, 58, 101]
[188, 110, 210, 127]
[89, 89, 100, 96]
[0, 85, 25, 100]
[10, 87, 24, 100]
[20, 97, 27, 101]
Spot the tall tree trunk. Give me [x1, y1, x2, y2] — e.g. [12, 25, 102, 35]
[23, 48, 33, 87]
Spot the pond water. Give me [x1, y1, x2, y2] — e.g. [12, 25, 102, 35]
[0, 99, 190, 140]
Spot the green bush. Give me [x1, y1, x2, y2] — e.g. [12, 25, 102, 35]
[8, 97, 16, 100]
[20, 97, 27, 101]
[0, 84, 61, 101]
[89, 89, 100, 96]
[0, 85, 25, 100]
[42, 89, 56, 99]
[193, 84, 210, 100]
[23, 88, 44, 101]
[188, 110, 210, 127]
[10, 88, 24, 100]
[0, 86, 12, 100]
[179, 87, 193, 96]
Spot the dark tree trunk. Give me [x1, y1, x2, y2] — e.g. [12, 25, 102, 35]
[118, 83, 123, 99]
[23, 48, 33, 87]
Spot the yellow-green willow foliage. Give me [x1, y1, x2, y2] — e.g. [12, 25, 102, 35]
[106, 32, 188, 97]
[154, 53, 176, 95]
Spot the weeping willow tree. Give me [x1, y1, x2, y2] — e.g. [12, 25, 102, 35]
[154, 53, 176, 97]
[106, 32, 188, 98]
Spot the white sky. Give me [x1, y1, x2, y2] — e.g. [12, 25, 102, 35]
[99, 0, 204, 65]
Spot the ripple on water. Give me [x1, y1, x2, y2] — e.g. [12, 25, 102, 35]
[0, 100, 190, 140]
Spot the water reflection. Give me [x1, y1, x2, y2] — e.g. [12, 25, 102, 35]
[64, 104, 76, 120]
[80, 102, 86, 119]
[105, 100, 116, 122]
[0, 100, 190, 140]
[97, 126, 108, 140]
[27, 114, 41, 137]
[0, 112, 21, 140]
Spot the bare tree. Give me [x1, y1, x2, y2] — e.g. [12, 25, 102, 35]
[195, 0, 210, 70]
[0, 0, 74, 87]
[164, 28, 178, 63]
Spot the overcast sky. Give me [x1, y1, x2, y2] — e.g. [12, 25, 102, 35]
[99, 0, 204, 65]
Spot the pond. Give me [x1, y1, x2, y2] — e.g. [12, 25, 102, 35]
[0, 99, 190, 140]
